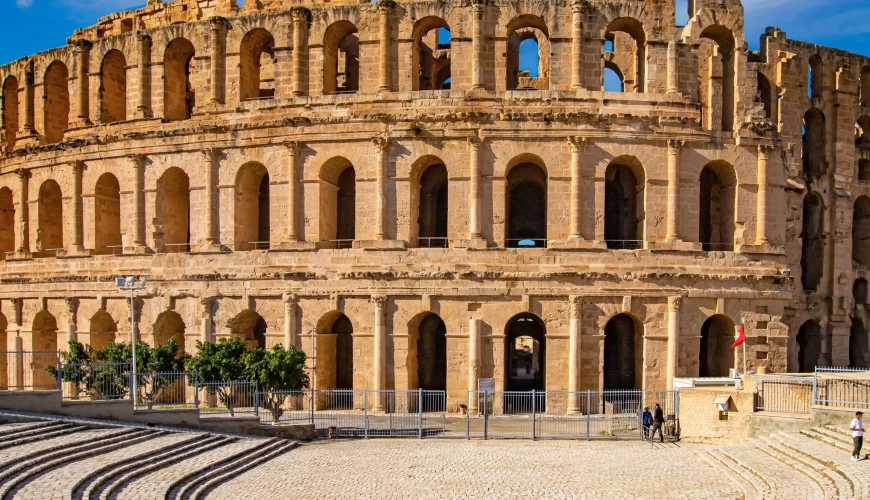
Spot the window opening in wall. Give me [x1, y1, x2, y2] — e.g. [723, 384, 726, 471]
[699, 25, 736, 132]
[604, 158, 645, 250]
[240, 28, 276, 101]
[603, 18, 646, 93]
[675, 0, 690, 26]
[156, 167, 191, 253]
[416, 163, 448, 248]
[604, 39, 614, 53]
[850, 319, 869, 369]
[234, 162, 270, 251]
[796, 320, 822, 372]
[854, 196, 870, 267]
[809, 55, 823, 99]
[854, 278, 869, 306]
[857, 116, 870, 147]
[3, 76, 19, 150]
[757, 72, 773, 120]
[0, 188, 13, 255]
[101, 50, 127, 122]
[94, 173, 121, 254]
[43, 61, 69, 144]
[437, 27, 451, 49]
[164, 38, 196, 121]
[506, 162, 547, 248]
[336, 167, 356, 246]
[412, 18, 451, 91]
[803, 108, 826, 179]
[859, 159, 870, 183]
[801, 192, 824, 292]
[89, 310, 117, 351]
[604, 63, 624, 92]
[230, 310, 268, 350]
[506, 15, 549, 91]
[324, 21, 359, 94]
[699, 161, 736, 252]
[700, 315, 736, 377]
[861, 66, 870, 108]
[38, 180, 63, 254]
[153, 310, 186, 347]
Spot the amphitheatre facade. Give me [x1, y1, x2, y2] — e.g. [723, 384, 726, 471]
[0, 0, 868, 409]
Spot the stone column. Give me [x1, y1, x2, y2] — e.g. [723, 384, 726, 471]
[377, 1, 391, 93]
[198, 148, 220, 250]
[209, 18, 227, 105]
[468, 318, 481, 412]
[284, 141, 301, 242]
[667, 296, 681, 390]
[756, 145, 773, 245]
[15, 169, 30, 256]
[65, 298, 78, 344]
[69, 161, 85, 253]
[291, 8, 308, 97]
[73, 40, 92, 127]
[372, 295, 388, 412]
[568, 137, 585, 240]
[22, 61, 34, 134]
[372, 136, 390, 240]
[666, 140, 684, 242]
[568, 296, 583, 413]
[666, 41, 678, 94]
[468, 136, 482, 240]
[200, 297, 213, 344]
[127, 155, 147, 253]
[570, 1, 583, 89]
[283, 293, 298, 349]
[94, 73, 104, 124]
[136, 34, 152, 118]
[471, 0, 485, 90]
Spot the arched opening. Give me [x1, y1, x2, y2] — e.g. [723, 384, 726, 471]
[801, 192, 824, 292]
[240, 28, 276, 101]
[43, 61, 70, 144]
[0, 313, 7, 388]
[94, 173, 121, 254]
[506, 161, 547, 248]
[38, 180, 63, 254]
[757, 72, 773, 119]
[153, 310, 185, 347]
[164, 38, 196, 121]
[851, 319, 869, 369]
[604, 18, 646, 93]
[699, 315, 735, 377]
[808, 55, 823, 99]
[416, 163, 448, 248]
[32, 310, 58, 389]
[412, 18, 451, 91]
[89, 310, 117, 351]
[413, 313, 447, 411]
[156, 167, 190, 253]
[3, 76, 19, 150]
[796, 320, 822, 372]
[855, 278, 869, 306]
[862, 66, 870, 108]
[603, 313, 643, 390]
[316, 313, 355, 403]
[604, 157, 645, 249]
[699, 161, 736, 251]
[100, 50, 127, 122]
[234, 162, 270, 251]
[803, 108, 826, 179]
[699, 25, 736, 132]
[319, 158, 356, 248]
[229, 310, 267, 350]
[504, 313, 546, 412]
[854, 196, 870, 266]
[506, 16, 549, 91]
[859, 159, 870, 183]
[603, 62, 624, 92]
[857, 115, 870, 146]
[0, 187, 14, 255]
[323, 21, 359, 94]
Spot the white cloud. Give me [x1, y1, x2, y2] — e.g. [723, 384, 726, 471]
[16, 0, 34, 8]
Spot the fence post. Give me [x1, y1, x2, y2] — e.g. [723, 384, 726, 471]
[483, 391, 488, 440]
[310, 388, 315, 426]
[129, 366, 134, 404]
[465, 391, 470, 440]
[531, 389, 536, 441]
[254, 388, 260, 418]
[56, 360, 63, 393]
[418, 389, 423, 439]
[586, 390, 591, 441]
[194, 373, 199, 409]
[812, 372, 818, 406]
[364, 389, 369, 440]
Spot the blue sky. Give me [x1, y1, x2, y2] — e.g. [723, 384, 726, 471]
[0, 0, 867, 66]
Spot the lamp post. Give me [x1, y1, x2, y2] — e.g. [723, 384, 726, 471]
[116, 276, 146, 405]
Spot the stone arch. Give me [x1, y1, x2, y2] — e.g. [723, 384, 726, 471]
[163, 37, 196, 121]
[803, 108, 826, 179]
[505, 156, 547, 248]
[801, 191, 824, 292]
[506, 15, 549, 91]
[796, 319, 822, 372]
[408, 312, 447, 399]
[316, 312, 354, 393]
[412, 17, 450, 91]
[155, 167, 190, 253]
[94, 173, 121, 254]
[411, 156, 448, 248]
[699, 25, 736, 132]
[234, 162, 270, 251]
[851, 318, 869, 369]
[0, 187, 14, 255]
[604, 155, 646, 249]
[323, 21, 359, 95]
[239, 28, 276, 101]
[854, 196, 870, 267]
[603, 60, 624, 92]
[808, 54, 823, 99]
[37, 179, 63, 253]
[857, 115, 870, 144]
[319, 157, 355, 246]
[603, 312, 643, 390]
[229, 310, 267, 350]
[43, 61, 69, 144]
[89, 309, 117, 351]
[0, 312, 6, 388]
[100, 49, 127, 123]
[504, 313, 546, 393]
[3, 75, 18, 150]
[699, 315, 735, 377]
[32, 310, 58, 389]
[604, 18, 646, 93]
[757, 72, 773, 119]
[153, 310, 185, 346]
[699, 160, 737, 251]
[862, 66, 870, 108]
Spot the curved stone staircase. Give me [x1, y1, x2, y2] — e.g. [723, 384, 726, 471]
[0, 412, 298, 499]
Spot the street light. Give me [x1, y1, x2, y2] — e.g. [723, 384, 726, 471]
[116, 276, 146, 405]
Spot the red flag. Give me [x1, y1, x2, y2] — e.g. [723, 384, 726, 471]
[731, 323, 746, 349]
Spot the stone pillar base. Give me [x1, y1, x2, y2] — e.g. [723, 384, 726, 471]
[62, 246, 91, 258]
[647, 240, 699, 252]
[354, 239, 407, 250]
[271, 240, 316, 252]
[8, 251, 32, 261]
[123, 244, 153, 256]
[737, 243, 787, 255]
[15, 133, 40, 149]
[192, 241, 227, 254]
[455, 238, 487, 249]
[549, 238, 607, 250]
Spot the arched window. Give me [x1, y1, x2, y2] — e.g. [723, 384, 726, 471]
[3, 76, 19, 150]
[699, 25, 736, 132]
[505, 313, 546, 399]
[857, 115, 870, 147]
[506, 161, 547, 248]
[88, 310, 117, 351]
[164, 38, 196, 121]
[854, 196, 870, 267]
[412, 313, 447, 408]
[603, 62, 624, 92]
[757, 72, 773, 119]
[43, 61, 69, 144]
[801, 192, 824, 292]
[323, 21, 359, 94]
[859, 159, 870, 183]
[319, 158, 355, 248]
[808, 55, 823, 99]
[38, 180, 63, 254]
[700, 315, 735, 377]
[699, 161, 737, 251]
[230, 310, 268, 350]
[240, 28, 276, 101]
[803, 108, 826, 178]
[862, 66, 870, 108]
[153, 310, 186, 347]
[506, 15, 549, 91]
[604, 18, 646, 93]
[234, 162, 271, 250]
[0, 187, 13, 255]
[604, 314, 642, 390]
[32, 310, 58, 389]
[315, 312, 354, 405]
[156, 167, 190, 253]
[604, 157, 645, 250]
[94, 173, 121, 254]
[100, 50, 127, 123]
[850, 319, 869, 369]
[412, 18, 451, 91]
[416, 162, 448, 248]
[796, 320, 822, 372]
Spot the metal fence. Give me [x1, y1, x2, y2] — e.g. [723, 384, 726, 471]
[134, 371, 197, 409]
[198, 381, 258, 417]
[814, 369, 870, 409]
[754, 375, 814, 413]
[0, 350, 60, 390]
[60, 362, 131, 400]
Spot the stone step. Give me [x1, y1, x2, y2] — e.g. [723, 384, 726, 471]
[0, 421, 59, 438]
[0, 427, 124, 468]
[802, 428, 853, 452]
[0, 423, 87, 451]
[775, 432, 863, 498]
[722, 444, 823, 499]
[700, 449, 764, 500]
[756, 438, 839, 499]
[186, 441, 299, 500]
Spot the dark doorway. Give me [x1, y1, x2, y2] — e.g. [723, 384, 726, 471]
[604, 163, 642, 249]
[796, 320, 822, 372]
[336, 167, 356, 244]
[604, 314, 641, 390]
[506, 164, 547, 248]
[417, 313, 447, 411]
[418, 164, 448, 247]
[850, 319, 869, 369]
[504, 314, 546, 413]
[333, 314, 354, 391]
[699, 315, 735, 377]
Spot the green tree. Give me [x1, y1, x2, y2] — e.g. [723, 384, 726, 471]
[243, 345, 310, 424]
[46, 340, 96, 398]
[185, 337, 248, 416]
[133, 337, 188, 409]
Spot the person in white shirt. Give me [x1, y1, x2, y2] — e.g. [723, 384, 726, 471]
[851, 411, 864, 461]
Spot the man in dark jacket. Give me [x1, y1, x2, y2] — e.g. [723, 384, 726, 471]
[650, 403, 665, 443]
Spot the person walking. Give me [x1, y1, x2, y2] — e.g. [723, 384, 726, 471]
[851, 411, 865, 461]
[642, 407, 653, 440]
[650, 403, 665, 443]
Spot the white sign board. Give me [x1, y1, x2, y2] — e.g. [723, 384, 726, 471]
[478, 378, 495, 394]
